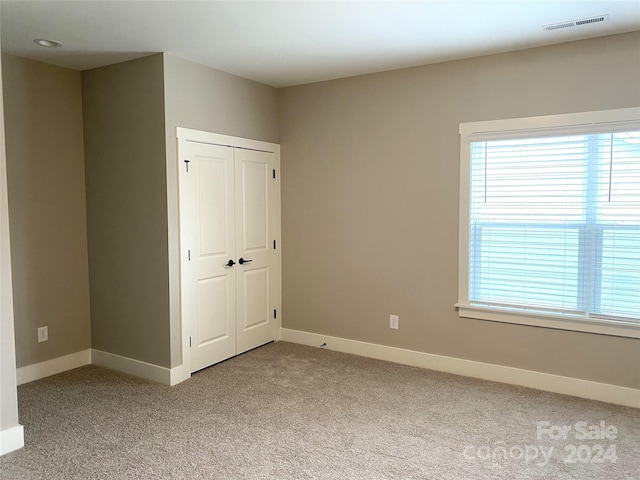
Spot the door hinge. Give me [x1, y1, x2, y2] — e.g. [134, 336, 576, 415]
[272, 169, 276, 179]
[184, 160, 191, 172]
[273, 239, 277, 250]
[189, 336, 192, 348]
[188, 249, 191, 261]
[274, 309, 277, 319]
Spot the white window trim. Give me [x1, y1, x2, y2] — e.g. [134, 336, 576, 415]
[458, 107, 640, 339]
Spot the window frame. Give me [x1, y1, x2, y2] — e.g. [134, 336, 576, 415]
[457, 108, 640, 339]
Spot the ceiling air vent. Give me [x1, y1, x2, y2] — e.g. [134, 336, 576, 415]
[543, 14, 610, 32]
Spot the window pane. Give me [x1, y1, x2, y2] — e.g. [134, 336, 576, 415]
[471, 137, 585, 223]
[471, 225, 580, 309]
[598, 228, 640, 318]
[599, 133, 640, 224]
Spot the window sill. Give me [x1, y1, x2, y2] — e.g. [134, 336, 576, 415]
[455, 303, 640, 339]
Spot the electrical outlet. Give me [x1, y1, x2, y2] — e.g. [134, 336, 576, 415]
[390, 315, 399, 330]
[38, 326, 48, 343]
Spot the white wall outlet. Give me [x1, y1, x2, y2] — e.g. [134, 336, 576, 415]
[390, 315, 399, 330]
[37, 326, 48, 343]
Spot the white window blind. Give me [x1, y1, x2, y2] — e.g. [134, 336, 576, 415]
[459, 109, 640, 337]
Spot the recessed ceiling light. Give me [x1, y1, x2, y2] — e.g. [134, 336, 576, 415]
[33, 38, 63, 48]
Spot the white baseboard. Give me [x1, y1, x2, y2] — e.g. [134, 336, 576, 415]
[16, 349, 91, 385]
[91, 349, 173, 385]
[0, 425, 24, 456]
[15, 349, 187, 386]
[280, 328, 640, 408]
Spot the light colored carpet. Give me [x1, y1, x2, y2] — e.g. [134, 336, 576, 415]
[1, 341, 638, 479]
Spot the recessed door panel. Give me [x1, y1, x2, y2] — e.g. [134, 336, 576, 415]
[242, 267, 269, 330]
[240, 160, 268, 252]
[197, 158, 228, 257]
[197, 276, 229, 343]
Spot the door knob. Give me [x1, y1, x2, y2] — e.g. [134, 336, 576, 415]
[239, 258, 252, 265]
[226, 259, 235, 267]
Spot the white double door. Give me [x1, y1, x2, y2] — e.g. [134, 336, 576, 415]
[179, 135, 280, 373]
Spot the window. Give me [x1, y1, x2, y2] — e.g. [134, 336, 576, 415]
[457, 109, 640, 338]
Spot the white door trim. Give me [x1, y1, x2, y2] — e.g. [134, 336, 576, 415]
[176, 128, 281, 382]
[177, 128, 279, 154]
[0, 425, 24, 456]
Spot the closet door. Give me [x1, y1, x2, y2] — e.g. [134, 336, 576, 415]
[180, 141, 237, 373]
[179, 133, 279, 374]
[235, 148, 277, 354]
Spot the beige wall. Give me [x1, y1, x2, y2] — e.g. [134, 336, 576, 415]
[279, 32, 640, 388]
[2, 54, 91, 368]
[82, 54, 170, 367]
[163, 54, 279, 366]
[163, 54, 279, 144]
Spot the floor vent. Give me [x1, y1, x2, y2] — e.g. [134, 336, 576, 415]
[543, 14, 609, 31]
